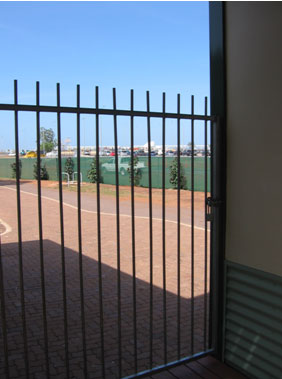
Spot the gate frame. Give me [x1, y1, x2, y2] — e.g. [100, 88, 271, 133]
[0, 82, 218, 378]
[209, 1, 227, 360]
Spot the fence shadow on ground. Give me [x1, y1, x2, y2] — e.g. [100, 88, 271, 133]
[0, 239, 209, 379]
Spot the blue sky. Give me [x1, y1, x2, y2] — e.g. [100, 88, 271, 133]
[0, 1, 210, 150]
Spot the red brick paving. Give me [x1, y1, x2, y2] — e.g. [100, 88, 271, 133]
[0, 180, 210, 378]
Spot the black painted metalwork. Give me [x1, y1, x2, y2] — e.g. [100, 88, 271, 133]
[177, 94, 181, 360]
[0, 81, 216, 378]
[113, 88, 122, 378]
[56, 83, 70, 378]
[0, 103, 215, 121]
[130, 89, 138, 374]
[76, 85, 88, 378]
[146, 91, 154, 369]
[14, 80, 30, 378]
[36, 81, 50, 378]
[204, 96, 208, 351]
[162, 92, 167, 365]
[0, 238, 9, 379]
[191, 95, 195, 356]
[209, 1, 226, 358]
[95, 86, 106, 378]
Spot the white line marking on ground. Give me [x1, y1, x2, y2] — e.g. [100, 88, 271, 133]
[0, 186, 208, 231]
[0, 218, 12, 236]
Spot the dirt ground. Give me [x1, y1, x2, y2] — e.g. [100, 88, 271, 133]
[0, 179, 210, 378]
[40, 179, 208, 208]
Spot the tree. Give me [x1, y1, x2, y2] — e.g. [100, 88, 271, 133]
[127, 156, 142, 186]
[64, 157, 74, 179]
[11, 160, 22, 179]
[87, 157, 99, 183]
[33, 159, 49, 180]
[40, 127, 57, 153]
[169, 157, 186, 189]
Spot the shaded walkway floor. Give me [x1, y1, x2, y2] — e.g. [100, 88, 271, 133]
[0, 180, 211, 378]
[145, 356, 247, 379]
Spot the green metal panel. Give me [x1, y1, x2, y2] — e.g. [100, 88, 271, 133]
[0, 158, 14, 178]
[0, 156, 211, 192]
[224, 261, 282, 379]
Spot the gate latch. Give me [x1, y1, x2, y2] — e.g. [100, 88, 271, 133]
[206, 197, 223, 222]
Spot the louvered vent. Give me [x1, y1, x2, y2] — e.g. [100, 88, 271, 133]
[224, 262, 282, 379]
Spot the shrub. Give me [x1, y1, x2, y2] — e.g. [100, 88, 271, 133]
[33, 159, 49, 180]
[169, 157, 186, 189]
[87, 157, 99, 183]
[64, 157, 75, 179]
[127, 156, 142, 186]
[10, 159, 22, 179]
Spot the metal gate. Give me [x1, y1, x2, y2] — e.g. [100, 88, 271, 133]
[0, 80, 218, 378]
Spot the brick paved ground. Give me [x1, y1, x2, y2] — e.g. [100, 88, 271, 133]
[0, 180, 210, 378]
[0, 222, 5, 234]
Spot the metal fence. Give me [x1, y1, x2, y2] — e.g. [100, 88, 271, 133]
[0, 80, 217, 378]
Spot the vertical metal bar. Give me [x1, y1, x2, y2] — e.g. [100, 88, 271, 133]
[76, 85, 88, 377]
[113, 88, 122, 378]
[209, 116, 223, 354]
[190, 95, 195, 355]
[56, 83, 70, 378]
[177, 94, 181, 360]
[0, 237, 10, 379]
[36, 81, 50, 378]
[162, 93, 167, 365]
[209, 3, 226, 358]
[95, 86, 105, 378]
[14, 80, 30, 377]
[146, 91, 153, 369]
[130, 89, 138, 373]
[204, 97, 208, 351]
[208, 121, 214, 351]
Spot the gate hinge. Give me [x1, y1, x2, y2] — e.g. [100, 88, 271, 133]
[206, 197, 223, 221]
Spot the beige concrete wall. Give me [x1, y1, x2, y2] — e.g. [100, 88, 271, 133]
[225, 3, 282, 276]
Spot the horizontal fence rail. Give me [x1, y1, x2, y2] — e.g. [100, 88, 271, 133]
[0, 103, 215, 122]
[0, 80, 215, 379]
